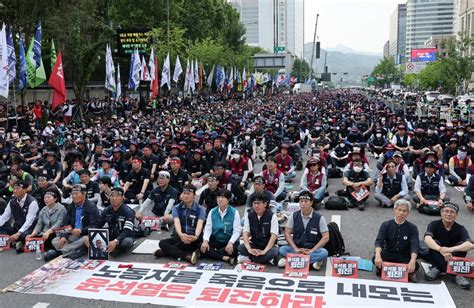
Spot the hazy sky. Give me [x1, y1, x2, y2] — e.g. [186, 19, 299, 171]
[304, 0, 406, 54]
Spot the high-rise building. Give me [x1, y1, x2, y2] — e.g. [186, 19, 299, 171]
[456, 0, 474, 55]
[383, 40, 391, 58]
[389, 4, 407, 64]
[405, 0, 455, 60]
[229, 0, 304, 56]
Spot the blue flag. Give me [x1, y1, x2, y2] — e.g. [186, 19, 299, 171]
[216, 64, 223, 89]
[5, 24, 16, 82]
[19, 33, 27, 91]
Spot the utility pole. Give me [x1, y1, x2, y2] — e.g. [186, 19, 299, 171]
[310, 13, 319, 79]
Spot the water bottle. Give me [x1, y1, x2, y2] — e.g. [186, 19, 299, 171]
[35, 246, 43, 260]
[156, 217, 162, 234]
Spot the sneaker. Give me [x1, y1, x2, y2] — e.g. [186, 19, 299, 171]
[425, 267, 441, 281]
[278, 258, 287, 268]
[190, 250, 199, 265]
[358, 202, 365, 211]
[409, 272, 418, 283]
[161, 223, 170, 232]
[153, 249, 165, 258]
[312, 261, 323, 270]
[237, 255, 251, 264]
[228, 257, 236, 266]
[15, 242, 24, 254]
[142, 227, 151, 237]
[44, 249, 61, 262]
[455, 275, 471, 290]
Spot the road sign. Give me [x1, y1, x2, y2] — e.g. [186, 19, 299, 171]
[405, 62, 427, 74]
[274, 46, 285, 53]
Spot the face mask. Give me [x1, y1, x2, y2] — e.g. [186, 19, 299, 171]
[340, 143, 345, 148]
[457, 131, 464, 136]
[245, 136, 251, 141]
[315, 127, 321, 131]
[458, 151, 467, 159]
[353, 166, 363, 173]
[232, 154, 240, 160]
[376, 133, 382, 138]
[275, 124, 280, 128]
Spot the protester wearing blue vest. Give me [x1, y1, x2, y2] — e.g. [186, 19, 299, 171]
[278, 190, 329, 270]
[156, 184, 205, 264]
[201, 189, 241, 264]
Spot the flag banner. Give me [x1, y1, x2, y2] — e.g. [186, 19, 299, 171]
[190, 59, 195, 91]
[140, 55, 150, 81]
[3, 257, 455, 307]
[446, 257, 474, 278]
[151, 56, 158, 98]
[48, 51, 67, 111]
[50, 39, 57, 69]
[194, 60, 199, 85]
[184, 58, 191, 92]
[105, 44, 116, 92]
[216, 65, 224, 90]
[5, 24, 16, 82]
[26, 19, 46, 88]
[160, 52, 171, 90]
[173, 56, 182, 83]
[148, 48, 155, 83]
[128, 48, 140, 90]
[18, 33, 27, 91]
[242, 67, 247, 90]
[206, 64, 214, 87]
[0, 24, 9, 98]
[116, 63, 121, 100]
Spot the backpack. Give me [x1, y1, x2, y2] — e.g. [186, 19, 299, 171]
[325, 196, 349, 210]
[327, 168, 343, 178]
[324, 222, 349, 257]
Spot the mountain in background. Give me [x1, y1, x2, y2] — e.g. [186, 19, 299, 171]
[325, 43, 382, 57]
[302, 42, 381, 81]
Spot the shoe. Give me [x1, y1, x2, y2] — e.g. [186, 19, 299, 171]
[237, 255, 250, 264]
[188, 250, 199, 265]
[312, 261, 323, 270]
[153, 249, 165, 258]
[425, 267, 441, 281]
[161, 223, 170, 232]
[455, 275, 471, 290]
[358, 202, 365, 211]
[142, 227, 151, 237]
[445, 179, 452, 185]
[278, 258, 287, 268]
[44, 249, 61, 262]
[15, 242, 24, 254]
[228, 257, 236, 266]
[409, 272, 418, 283]
[65, 250, 84, 260]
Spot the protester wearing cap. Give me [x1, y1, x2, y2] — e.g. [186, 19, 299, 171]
[186, 148, 211, 179]
[391, 150, 412, 184]
[443, 138, 459, 171]
[32, 150, 63, 186]
[137, 171, 178, 227]
[275, 144, 296, 181]
[79, 169, 100, 205]
[447, 145, 471, 186]
[300, 158, 327, 207]
[330, 139, 350, 169]
[342, 158, 374, 210]
[169, 157, 191, 194]
[245, 175, 276, 214]
[28, 190, 67, 259]
[88, 144, 105, 171]
[408, 128, 430, 165]
[156, 184, 205, 265]
[142, 145, 160, 181]
[10, 164, 34, 192]
[373, 199, 420, 282]
[238, 192, 279, 265]
[0, 180, 39, 253]
[262, 127, 281, 161]
[123, 158, 151, 202]
[62, 160, 85, 198]
[375, 159, 409, 208]
[278, 190, 329, 270]
[198, 175, 221, 215]
[200, 189, 242, 264]
[87, 187, 135, 257]
[391, 124, 410, 160]
[91, 156, 120, 188]
[51, 184, 99, 260]
[424, 202, 473, 289]
[42, 121, 55, 137]
[413, 160, 448, 215]
[32, 176, 61, 210]
[262, 156, 287, 202]
[367, 128, 388, 159]
[202, 141, 220, 170]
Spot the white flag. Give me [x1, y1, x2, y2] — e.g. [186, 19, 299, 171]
[184, 58, 190, 92]
[228, 66, 234, 90]
[207, 64, 214, 87]
[131, 48, 141, 90]
[105, 44, 116, 92]
[0, 24, 10, 99]
[194, 60, 199, 84]
[160, 52, 171, 90]
[190, 59, 195, 91]
[140, 55, 150, 81]
[116, 63, 121, 100]
[173, 56, 182, 83]
[149, 48, 155, 82]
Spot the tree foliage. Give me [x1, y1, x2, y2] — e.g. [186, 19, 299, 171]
[292, 59, 312, 80]
[371, 57, 400, 86]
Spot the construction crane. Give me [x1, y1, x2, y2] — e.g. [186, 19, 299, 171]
[310, 13, 319, 79]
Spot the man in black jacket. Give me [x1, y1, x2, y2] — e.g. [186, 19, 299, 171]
[48, 184, 98, 260]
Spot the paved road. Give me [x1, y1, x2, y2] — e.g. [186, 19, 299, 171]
[1, 156, 473, 308]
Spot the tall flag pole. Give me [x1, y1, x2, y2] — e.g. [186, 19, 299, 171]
[198, 62, 203, 93]
[5, 24, 16, 82]
[26, 19, 46, 88]
[48, 50, 67, 111]
[160, 52, 171, 90]
[18, 33, 27, 91]
[105, 44, 116, 93]
[0, 24, 9, 98]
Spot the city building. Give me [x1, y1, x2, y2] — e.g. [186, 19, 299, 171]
[405, 0, 455, 60]
[383, 40, 391, 58]
[424, 34, 455, 58]
[389, 4, 407, 64]
[456, 0, 474, 55]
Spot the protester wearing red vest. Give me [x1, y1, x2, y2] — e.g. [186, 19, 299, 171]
[447, 146, 471, 186]
[275, 144, 296, 181]
[262, 156, 287, 202]
[300, 158, 327, 206]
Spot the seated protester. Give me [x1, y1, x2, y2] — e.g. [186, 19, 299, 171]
[91, 156, 120, 188]
[413, 160, 448, 214]
[62, 160, 84, 197]
[123, 158, 151, 202]
[367, 128, 387, 158]
[392, 151, 412, 185]
[227, 148, 251, 205]
[374, 159, 409, 208]
[424, 203, 473, 289]
[275, 144, 296, 181]
[342, 159, 374, 210]
[212, 161, 232, 190]
[10, 164, 34, 192]
[32, 151, 63, 187]
[442, 138, 459, 172]
[137, 171, 178, 227]
[31, 176, 61, 210]
[343, 146, 370, 173]
[447, 145, 471, 186]
[79, 169, 100, 205]
[330, 139, 350, 169]
[278, 191, 329, 270]
[239, 131, 257, 162]
[373, 199, 419, 282]
[464, 176, 474, 211]
[262, 156, 287, 202]
[141, 145, 159, 181]
[408, 128, 430, 166]
[202, 140, 220, 170]
[391, 124, 410, 163]
[376, 143, 396, 171]
[168, 157, 190, 194]
[426, 125, 443, 158]
[413, 149, 445, 180]
[0, 176, 16, 209]
[198, 175, 220, 215]
[49, 184, 99, 260]
[27, 190, 66, 254]
[97, 176, 112, 211]
[155, 185, 205, 264]
[200, 189, 242, 264]
[0, 180, 39, 253]
[186, 149, 210, 179]
[246, 175, 275, 214]
[238, 192, 279, 264]
[87, 187, 135, 257]
[300, 158, 327, 207]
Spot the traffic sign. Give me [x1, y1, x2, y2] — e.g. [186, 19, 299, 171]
[405, 62, 427, 74]
[274, 46, 285, 53]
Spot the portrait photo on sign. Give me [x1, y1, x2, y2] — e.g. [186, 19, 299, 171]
[88, 228, 109, 260]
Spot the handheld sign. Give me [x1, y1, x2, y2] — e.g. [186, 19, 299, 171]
[241, 259, 266, 272]
[196, 263, 223, 271]
[53, 225, 72, 235]
[284, 254, 310, 279]
[24, 237, 45, 253]
[351, 186, 369, 202]
[0, 234, 10, 251]
[332, 258, 359, 278]
[447, 257, 474, 278]
[163, 262, 188, 270]
[381, 262, 409, 282]
[141, 216, 162, 231]
[88, 228, 109, 260]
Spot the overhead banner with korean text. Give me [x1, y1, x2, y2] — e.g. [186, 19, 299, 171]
[2, 257, 455, 308]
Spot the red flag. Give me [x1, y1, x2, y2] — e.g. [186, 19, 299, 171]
[151, 56, 159, 99]
[48, 51, 67, 111]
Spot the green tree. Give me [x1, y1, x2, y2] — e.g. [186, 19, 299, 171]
[292, 58, 312, 81]
[439, 35, 474, 94]
[371, 57, 400, 86]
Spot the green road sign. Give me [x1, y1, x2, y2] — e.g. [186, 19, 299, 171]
[274, 46, 285, 53]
